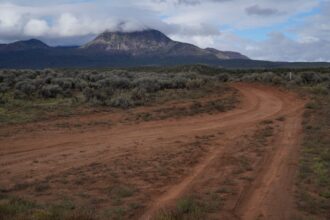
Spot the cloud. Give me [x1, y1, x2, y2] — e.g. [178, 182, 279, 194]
[0, 4, 23, 34]
[295, 1, 330, 42]
[211, 28, 330, 62]
[24, 19, 49, 36]
[245, 5, 281, 16]
[153, 0, 232, 6]
[242, 32, 330, 62]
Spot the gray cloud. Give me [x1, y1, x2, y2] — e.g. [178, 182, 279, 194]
[246, 5, 281, 16]
[153, 0, 232, 6]
[243, 32, 330, 62]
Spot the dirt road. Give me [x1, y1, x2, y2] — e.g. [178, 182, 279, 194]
[0, 83, 305, 219]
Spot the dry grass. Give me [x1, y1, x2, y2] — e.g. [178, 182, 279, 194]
[296, 92, 330, 220]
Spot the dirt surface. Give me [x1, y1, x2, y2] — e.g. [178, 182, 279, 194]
[0, 83, 305, 219]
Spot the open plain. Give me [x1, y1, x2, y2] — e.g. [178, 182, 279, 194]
[0, 83, 306, 219]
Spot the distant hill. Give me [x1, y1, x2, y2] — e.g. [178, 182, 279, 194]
[0, 39, 49, 52]
[0, 29, 329, 69]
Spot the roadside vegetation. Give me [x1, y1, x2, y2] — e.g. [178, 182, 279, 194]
[155, 194, 223, 220]
[0, 69, 230, 125]
[296, 85, 330, 220]
[1, 66, 329, 125]
[0, 194, 95, 220]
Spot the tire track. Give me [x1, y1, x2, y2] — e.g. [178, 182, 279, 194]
[139, 84, 304, 219]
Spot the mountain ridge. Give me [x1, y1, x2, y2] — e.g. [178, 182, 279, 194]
[0, 29, 329, 69]
[0, 29, 249, 60]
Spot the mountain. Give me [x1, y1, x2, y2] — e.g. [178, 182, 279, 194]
[0, 29, 329, 69]
[82, 29, 249, 60]
[0, 39, 49, 52]
[82, 29, 172, 54]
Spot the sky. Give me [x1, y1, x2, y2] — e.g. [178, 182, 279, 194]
[0, 0, 329, 61]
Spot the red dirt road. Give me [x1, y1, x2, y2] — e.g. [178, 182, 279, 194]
[235, 105, 304, 220]
[140, 84, 305, 220]
[0, 83, 305, 219]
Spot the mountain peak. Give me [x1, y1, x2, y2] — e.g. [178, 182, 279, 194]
[98, 29, 171, 41]
[82, 29, 172, 54]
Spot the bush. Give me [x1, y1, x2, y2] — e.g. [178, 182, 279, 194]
[271, 75, 284, 85]
[83, 87, 114, 105]
[171, 77, 187, 89]
[186, 79, 205, 89]
[130, 87, 147, 101]
[40, 85, 63, 98]
[109, 92, 134, 108]
[0, 83, 10, 93]
[301, 72, 322, 84]
[75, 79, 89, 91]
[240, 73, 260, 82]
[82, 87, 94, 102]
[52, 78, 75, 90]
[260, 72, 275, 83]
[134, 78, 160, 92]
[15, 80, 36, 97]
[217, 73, 229, 82]
[2, 74, 16, 87]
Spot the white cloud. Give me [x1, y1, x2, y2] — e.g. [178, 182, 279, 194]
[170, 35, 216, 48]
[53, 13, 81, 37]
[24, 19, 49, 36]
[0, 3, 23, 38]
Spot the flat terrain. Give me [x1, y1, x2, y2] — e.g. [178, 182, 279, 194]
[0, 83, 305, 220]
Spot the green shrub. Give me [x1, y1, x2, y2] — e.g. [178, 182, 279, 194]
[15, 80, 36, 97]
[109, 92, 134, 108]
[40, 85, 63, 98]
[301, 72, 322, 84]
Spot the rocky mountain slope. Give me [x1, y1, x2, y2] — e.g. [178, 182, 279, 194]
[82, 29, 249, 59]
